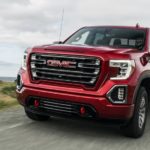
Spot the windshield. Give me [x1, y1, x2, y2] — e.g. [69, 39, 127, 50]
[65, 27, 146, 50]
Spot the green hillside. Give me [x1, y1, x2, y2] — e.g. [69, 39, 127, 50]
[0, 81, 18, 109]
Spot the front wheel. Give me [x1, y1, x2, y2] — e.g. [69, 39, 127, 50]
[25, 109, 50, 121]
[121, 87, 148, 138]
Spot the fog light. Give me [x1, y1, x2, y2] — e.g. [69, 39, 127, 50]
[118, 87, 125, 100]
[107, 85, 127, 104]
[34, 100, 40, 108]
[80, 106, 86, 115]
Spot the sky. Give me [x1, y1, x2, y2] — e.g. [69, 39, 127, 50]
[0, 0, 150, 77]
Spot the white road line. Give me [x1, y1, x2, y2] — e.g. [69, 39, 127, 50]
[0, 122, 31, 132]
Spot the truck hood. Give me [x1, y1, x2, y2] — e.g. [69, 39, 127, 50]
[33, 44, 137, 55]
[32, 44, 137, 58]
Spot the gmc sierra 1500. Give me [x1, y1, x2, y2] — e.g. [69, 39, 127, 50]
[16, 26, 150, 138]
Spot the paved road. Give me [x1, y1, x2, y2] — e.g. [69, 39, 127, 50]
[0, 106, 150, 150]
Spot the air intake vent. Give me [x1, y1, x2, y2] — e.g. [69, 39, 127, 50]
[27, 97, 97, 118]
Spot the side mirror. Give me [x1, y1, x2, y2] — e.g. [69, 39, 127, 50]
[53, 41, 63, 44]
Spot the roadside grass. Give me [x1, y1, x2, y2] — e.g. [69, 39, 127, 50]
[0, 81, 18, 109]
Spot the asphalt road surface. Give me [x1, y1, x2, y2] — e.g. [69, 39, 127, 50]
[0, 106, 150, 150]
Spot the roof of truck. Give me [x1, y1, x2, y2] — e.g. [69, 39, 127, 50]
[83, 25, 148, 30]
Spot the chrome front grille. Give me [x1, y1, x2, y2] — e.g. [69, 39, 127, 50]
[30, 53, 100, 86]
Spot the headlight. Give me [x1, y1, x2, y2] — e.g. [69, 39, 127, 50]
[22, 49, 28, 70]
[109, 60, 135, 80]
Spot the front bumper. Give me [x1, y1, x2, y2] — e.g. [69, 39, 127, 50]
[16, 85, 134, 120]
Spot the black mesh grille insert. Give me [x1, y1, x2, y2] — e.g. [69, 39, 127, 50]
[27, 97, 97, 118]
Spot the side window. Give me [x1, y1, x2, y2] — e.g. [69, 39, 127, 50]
[93, 33, 104, 45]
[110, 38, 115, 46]
[110, 38, 128, 46]
[71, 31, 90, 45]
[110, 38, 136, 47]
[129, 40, 136, 46]
[121, 39, 128, 45]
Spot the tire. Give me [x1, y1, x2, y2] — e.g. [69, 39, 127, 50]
[25, 109, 50, 121]
[121, 87, 148, 138]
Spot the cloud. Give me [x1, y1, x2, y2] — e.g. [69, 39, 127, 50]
[0, 0, 150, 76]
[0, 0, 150, 48]
[0, 0, 78, 47]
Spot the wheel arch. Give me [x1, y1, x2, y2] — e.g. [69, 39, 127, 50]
[133, 71, 150, 104]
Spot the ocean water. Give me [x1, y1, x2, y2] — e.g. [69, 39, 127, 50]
[0, 44, 24, 79]
[0, 77, 16, 82]
[0, 63, 20, 78]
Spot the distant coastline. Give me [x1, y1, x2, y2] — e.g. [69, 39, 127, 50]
[0, 77, 16, 82]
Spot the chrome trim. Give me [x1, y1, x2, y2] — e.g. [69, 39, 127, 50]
[33, 54, 98, 61]
[16, 74, 23, 91]
[34, 76, 96, 85]
[30, 53, 100, 86]
[106, 85, 128, 104]
[109, 60, 135, 80]
[31, 67, 99, 76]
[34, 70, 97, 79]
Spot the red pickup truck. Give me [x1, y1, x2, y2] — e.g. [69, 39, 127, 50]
[16, 26, 150, 138]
